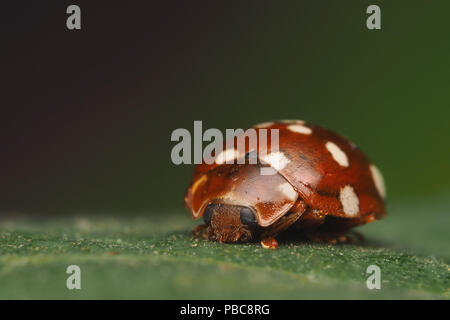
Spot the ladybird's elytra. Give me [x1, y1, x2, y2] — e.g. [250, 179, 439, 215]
[185, 120, 386, 249]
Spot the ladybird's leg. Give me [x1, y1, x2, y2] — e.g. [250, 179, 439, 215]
[323, 216, 367, 244]
[293, 208, 327, 231]
[260, 200, 307, 249]
[192, 224, 208, 238]
[304, 216, 366, 244]
[306, 231, 352, 244]
[292, 208, 340, 243]
[260, 237, 278, 249]
[306, 231, 364, 244]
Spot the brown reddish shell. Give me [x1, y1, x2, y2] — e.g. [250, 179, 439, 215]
[184, 120, 386, 226]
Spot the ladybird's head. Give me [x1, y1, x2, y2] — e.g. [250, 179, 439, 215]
[202, 203, 258, 243]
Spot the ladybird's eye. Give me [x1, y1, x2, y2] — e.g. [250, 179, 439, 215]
[203, 204, 214, 225]
[240, 207, 257, 230]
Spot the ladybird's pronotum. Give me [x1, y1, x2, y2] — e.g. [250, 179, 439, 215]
[184, 120, 386, 249]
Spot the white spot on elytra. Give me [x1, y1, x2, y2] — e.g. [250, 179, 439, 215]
[215, 148, 239, 164]
[277, 182, 297, 201]
[279, 119, 305, 124]
[287, 124, 312, 135]
[260, 152, 290, 171]
[339, 185, 359, 217]
[326, 141, 349, 167]
[254, 122, 274, 128]
[370, 164, 386, 199]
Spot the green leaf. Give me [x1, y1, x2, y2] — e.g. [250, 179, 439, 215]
[0, 194, 449, 299]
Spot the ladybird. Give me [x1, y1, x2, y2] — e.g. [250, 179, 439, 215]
[184, 120, 386, 249]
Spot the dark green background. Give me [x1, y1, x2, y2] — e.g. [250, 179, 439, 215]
[2, 1, 450, 214]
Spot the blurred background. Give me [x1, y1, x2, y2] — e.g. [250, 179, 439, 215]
[2, 1, 450, 215]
